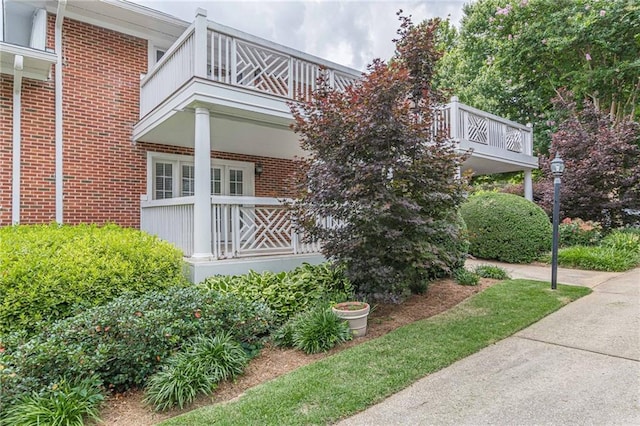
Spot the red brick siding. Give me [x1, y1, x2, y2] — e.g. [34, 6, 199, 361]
[0, 14, 298, 228]
[59, 17, 147, 227]
[0, 75, 14, 225]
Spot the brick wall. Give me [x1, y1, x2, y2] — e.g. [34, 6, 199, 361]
[0, 14, 299, 228]
[0, 74, 15, 225]
[59, 16, 147, 227]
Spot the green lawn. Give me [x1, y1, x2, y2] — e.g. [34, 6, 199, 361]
[162, 279, 590, 425]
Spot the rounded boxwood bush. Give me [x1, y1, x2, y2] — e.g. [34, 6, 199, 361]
[0, 224, 188, 335]
[461, 193, 551, 263]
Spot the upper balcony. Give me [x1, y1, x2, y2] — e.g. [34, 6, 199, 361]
[135, 9, 536, 173]
[138, 10, 360, 120]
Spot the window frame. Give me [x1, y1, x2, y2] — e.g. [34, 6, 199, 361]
[146, 152, 255, 200]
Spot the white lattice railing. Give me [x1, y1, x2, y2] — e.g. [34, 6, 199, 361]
[140, 196, 320, 258]
[440, 98, 533, 156]
[140, 14, 360, 117]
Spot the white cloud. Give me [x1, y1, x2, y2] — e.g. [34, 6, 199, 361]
[133, 0, 467, 70]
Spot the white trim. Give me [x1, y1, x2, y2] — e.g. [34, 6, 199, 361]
[12, 55, 24, 225]
[55, 0, 66, 224]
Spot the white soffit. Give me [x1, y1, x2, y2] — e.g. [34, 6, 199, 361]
[40, 0, 188, 45]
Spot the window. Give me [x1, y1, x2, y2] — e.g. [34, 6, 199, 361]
[148, 153, 254, 200]
[181, 164, 194, 196]
[155, 162, 173, 199]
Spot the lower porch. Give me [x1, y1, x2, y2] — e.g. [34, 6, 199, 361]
[140, 196, 327, 282]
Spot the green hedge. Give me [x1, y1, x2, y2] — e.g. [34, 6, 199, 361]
[461, 193, 551, 263]
[0, 287, 274, 409]
[0, 224, 187, 335]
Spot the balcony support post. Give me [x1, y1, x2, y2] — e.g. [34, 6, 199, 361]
[524, 169, 533, 201]
[192, 106, 213, 259]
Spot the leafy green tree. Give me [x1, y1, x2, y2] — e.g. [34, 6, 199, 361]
[289, 15, 469, 302]
[437, 0, 640, 153]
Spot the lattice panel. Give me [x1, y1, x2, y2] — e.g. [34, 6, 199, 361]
[236, 41, 289, 96]
[334, 72, 357, 91]
[505, 127, 523, 152]
[238, 206, 293, 252]
[466, 113, 488, 144]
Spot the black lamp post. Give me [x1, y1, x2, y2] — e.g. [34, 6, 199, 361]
[550, 153, 565, 290]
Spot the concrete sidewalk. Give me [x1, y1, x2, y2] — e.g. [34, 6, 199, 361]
[338, 263, 640, 426]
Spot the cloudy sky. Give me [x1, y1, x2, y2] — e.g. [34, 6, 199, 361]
[134, 0, 470, 71]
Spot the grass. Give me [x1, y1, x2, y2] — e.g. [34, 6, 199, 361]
[161, 279, 590, 425]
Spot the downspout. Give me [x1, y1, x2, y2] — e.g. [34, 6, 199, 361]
[55, 0, 66, 224]
[12, 55, 24, 225]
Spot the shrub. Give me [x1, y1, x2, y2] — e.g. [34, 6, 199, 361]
[0, 287, 272, 408]
[559, 218, 602, 247]
[289, 15, 468, 303]
[461, 193, 552, 263]
[454, 268, 480, 286]
[201, 262, 353, 323]
[474, 265, 510, 280]
[0, 224, 188, 335]
[1, 376, 103, 426]
[538, 97, 640, 228]
[290, 307, 352, 354]
[144, 334, 248, 411]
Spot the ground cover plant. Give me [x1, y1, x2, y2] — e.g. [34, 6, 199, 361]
[289, 14, 469, 302]
[273, 306, 352, 354]
[200, 262, 354, 324]
[161, 280, 590, 425]
[144, 334, 249, 411]
[461, 192, 551, 263]
[543, 229, 640, 272]
[473, 264, 510, 280]
[1, 376, 104, 426]
[0, 224, 187, 335]
[0, 287, 273, 412]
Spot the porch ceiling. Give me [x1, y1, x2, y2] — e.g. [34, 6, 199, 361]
[461, 154, 538, 175]
[137, 110, 304, 159]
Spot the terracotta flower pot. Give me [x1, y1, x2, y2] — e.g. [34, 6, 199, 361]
[332, 302, 370, 337]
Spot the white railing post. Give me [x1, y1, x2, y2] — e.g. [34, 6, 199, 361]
[288, 58, 294, 98]
[194, 8, 208, 78]
[230, 38, 237, 85]
[526, 123, 533, 155]
[449, 96, 460, 141]
[231, 204, 240, 256]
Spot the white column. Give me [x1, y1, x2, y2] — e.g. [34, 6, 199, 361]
[192, 106, 212, 258]
[12, 55, 24, 225]
[524, 169, 533, 201]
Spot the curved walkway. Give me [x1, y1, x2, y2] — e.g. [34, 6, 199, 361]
[339, 262, 640, 425]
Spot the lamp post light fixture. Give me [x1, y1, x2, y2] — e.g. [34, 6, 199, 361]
[550, 153, 565, 290]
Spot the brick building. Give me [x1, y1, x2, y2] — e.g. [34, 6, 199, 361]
[1, 0, 537, 279]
